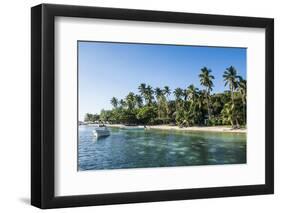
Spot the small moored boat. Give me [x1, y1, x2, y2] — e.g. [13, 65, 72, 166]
[121, 125, 145, 130]
[93, 125, 110, 138]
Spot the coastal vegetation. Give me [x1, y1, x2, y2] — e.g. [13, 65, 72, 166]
[84, 66, 246, 129]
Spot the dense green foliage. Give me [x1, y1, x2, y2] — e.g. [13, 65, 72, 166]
[84, 66, 246, 128]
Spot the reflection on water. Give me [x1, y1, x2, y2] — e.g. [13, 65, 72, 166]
[78, 126, 246, 171]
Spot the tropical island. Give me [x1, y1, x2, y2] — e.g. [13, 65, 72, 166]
[83, 66, 246, 133]
[78, 42, 247, 171]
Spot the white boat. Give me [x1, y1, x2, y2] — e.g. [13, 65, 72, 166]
[121, 125, 145, 130]
[79, 121, 86, 125]
[87, 123, 97, 127]
[93, 126, 110, 138]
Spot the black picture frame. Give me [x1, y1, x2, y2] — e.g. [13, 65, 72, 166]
[31, 3, 274, 209]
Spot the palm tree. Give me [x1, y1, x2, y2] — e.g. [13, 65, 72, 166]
[119, 99, 127, 109]
[174, 88, 183, 101]
[184, 85, 199, 125]
[126, 92, 136, 110]
[183, 89, 188, 101]
[138, 83, 147, 102]
[155, 87, 163, 101]
[195, 90, 205, 125]
[110, 97, 118, 108]
[155, 87, 167, 119]
[163, 86, 171, 99]
[173, 88, 183, 112]
[134, 94, 143, 108]
[197, 90, 205, 109]
[223, 66, 241, 128]
[155, 87, 162, 118]
[238, 77, 247, 125]
[172, 88, 184, 125]
[186, 84, 199, 102]
[223, 66, 239, 103]
[145, 85, 154, 106]
[199, 67, 214, 122]
[163, 86, 171, 119]
[84, 113, 94, 122]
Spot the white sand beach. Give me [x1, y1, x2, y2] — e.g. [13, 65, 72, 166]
[106, 124, 246, 133]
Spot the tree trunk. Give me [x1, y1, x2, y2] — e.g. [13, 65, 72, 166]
[235, 118, 240, 129]
[230, 119, 234, 129]
[206, 88, 211, 123]
[231, 85, 234, 104]
[207, 99, 211, 119]
[243, 99, 246, 126]
[230, 85, 238, 128]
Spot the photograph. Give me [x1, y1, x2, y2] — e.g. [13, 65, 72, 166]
[30, 3, 274, 209]
[78, 41, 247, 171]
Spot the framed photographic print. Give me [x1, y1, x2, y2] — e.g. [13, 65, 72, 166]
[31, 3, 274, 209]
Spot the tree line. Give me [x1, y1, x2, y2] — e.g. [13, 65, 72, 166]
[84, 66, 246, 128]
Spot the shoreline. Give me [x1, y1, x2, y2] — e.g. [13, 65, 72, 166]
[106, 124, 246, 133]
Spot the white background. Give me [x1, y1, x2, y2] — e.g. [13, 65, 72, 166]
[0, 0, 279, 212]
[55, 17, 265, 196]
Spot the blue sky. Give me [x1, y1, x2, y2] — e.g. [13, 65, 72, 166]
[78, 41, 246, 120]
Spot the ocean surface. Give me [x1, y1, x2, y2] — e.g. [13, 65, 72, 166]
[78, 126, 246, 171]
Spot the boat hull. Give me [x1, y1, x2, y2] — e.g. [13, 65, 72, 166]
[93, 128, 110, 138]
[121, 125, 145, 130]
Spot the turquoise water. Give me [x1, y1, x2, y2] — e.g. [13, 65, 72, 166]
[78, 126, 246, 171]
